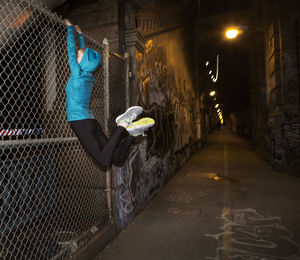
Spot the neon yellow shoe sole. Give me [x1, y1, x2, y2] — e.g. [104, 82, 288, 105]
[126, 117, 155, 136]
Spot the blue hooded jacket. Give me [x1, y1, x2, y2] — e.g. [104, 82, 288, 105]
[65, 26, 101, 122]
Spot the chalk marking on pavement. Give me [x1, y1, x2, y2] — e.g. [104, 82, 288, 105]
[205, 137, 300, 259]
[205, 208, 300, 259]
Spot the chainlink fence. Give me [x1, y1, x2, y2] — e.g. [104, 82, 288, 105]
[0, 0, 128, 259]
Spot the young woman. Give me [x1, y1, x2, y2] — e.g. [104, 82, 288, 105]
[65, 19, 154, 167]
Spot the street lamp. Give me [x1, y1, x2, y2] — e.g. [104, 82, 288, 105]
[215, 104, 219, 108]
[225, 27, 241, 39]
[209, 91, 216, 96]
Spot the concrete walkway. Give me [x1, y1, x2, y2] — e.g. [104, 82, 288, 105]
[95, 128, 300, 260]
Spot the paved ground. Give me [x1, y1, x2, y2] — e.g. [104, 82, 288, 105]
[95, 128, 300, 260]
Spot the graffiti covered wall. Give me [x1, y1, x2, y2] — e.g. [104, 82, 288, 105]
[114, 28, 199, 226]
[252, 0, 300, 171]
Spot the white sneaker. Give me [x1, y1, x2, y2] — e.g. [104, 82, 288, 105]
[126, 117, 155, 136]
[116, 106, 143, 128]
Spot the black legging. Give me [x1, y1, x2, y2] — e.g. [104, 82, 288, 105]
[70, 119, 134, 167]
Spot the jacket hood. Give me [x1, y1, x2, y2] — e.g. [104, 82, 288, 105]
[79, 48, 101, 72]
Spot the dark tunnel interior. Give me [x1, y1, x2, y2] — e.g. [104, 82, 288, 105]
[0, 0, 299, 259]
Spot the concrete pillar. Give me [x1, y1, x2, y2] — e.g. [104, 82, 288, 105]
[124, 3, 145, 106]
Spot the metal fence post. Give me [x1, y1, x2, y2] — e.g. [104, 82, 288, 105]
[124, 52, 130, 108]
[102, 38, 112, 220]
[103, 38, 110, 135]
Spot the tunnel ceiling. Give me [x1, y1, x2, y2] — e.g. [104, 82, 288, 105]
[199, 0, 251, 17]
[195, 0, 253, 117]
[55, 0, 252, 22]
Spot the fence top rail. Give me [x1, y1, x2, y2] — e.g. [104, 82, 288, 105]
[0, 137, 78, 147]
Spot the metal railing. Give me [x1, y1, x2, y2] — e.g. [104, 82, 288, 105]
[0, 0, 128, 259]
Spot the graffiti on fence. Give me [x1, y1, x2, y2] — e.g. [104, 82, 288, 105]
[0, 128, 44, 138]
[205, 208, 300, 260]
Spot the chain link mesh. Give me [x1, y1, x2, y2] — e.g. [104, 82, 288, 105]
[108, 51, 127, 133]
[0, 0, 127, 259]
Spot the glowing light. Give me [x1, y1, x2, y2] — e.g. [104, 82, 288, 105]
[221, 119, 224, 124]
[215, 104, 219, 108]
[213, 176, 221, 181]
[225, 28, 241, 39]
[208, 55, 220, 83]
[214, 98, 216, 101]
[209, 91, 216, 96]
[214, 55, 219, 82]
[205, 61, 209, 66]
[217, 109, 220, 113]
